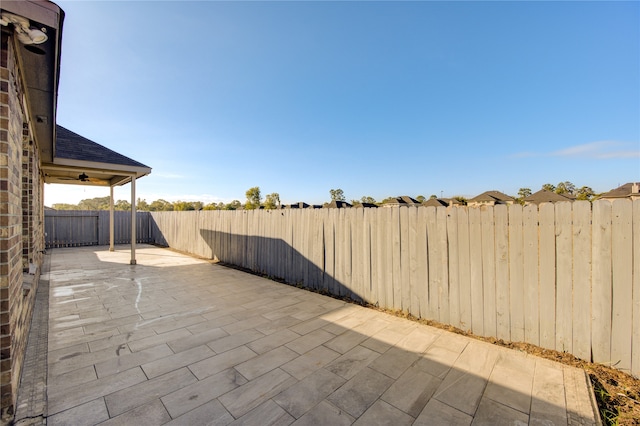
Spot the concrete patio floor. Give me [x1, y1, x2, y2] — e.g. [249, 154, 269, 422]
[14, 245, 600, 425]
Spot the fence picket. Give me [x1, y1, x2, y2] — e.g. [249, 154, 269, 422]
[539, 203, 556, 350]
[350, 208, 362, 301]
[455, 207, 471, 331]
[633, 199, 640, 377]
[494, 204, 510, 341]
[400, 207, 411, 312]
[410, 206, 421, 318]
[383, 208, 394, 309]
[469, 206, 483, 335]
[425, 206, 439, 321]
[481, 206, 496, 338]
[572, 201, 591, 360]
[368, 208, 379, 305]
[611, 199, 633, 372]
[523, 204, 540, 346]
[509, 204, 524, 343]
[417, 207, 430, 319]
[555, 202, 573, 352]
[435, 207, 449, 324]
[391, 207, 402, 311]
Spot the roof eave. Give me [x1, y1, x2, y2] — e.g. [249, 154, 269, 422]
[49, 157, 152, 176]
[1, 1, 64, 163]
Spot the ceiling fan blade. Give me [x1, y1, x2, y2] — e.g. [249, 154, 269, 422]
[88, 177, 109, 184]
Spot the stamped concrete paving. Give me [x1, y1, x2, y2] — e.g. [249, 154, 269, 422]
[35, 245, 599, 425]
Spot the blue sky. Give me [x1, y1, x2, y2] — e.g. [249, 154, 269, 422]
[45, 0, 639, 206]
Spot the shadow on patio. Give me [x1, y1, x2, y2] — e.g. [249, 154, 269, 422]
[14, 245, 599, 425]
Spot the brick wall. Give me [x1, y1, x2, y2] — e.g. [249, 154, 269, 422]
[0, 30, 43, 416]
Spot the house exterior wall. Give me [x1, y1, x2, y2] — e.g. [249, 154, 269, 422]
[0, 30, 44, 416]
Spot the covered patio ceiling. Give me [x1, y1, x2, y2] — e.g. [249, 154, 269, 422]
[42, 125, 151, 187]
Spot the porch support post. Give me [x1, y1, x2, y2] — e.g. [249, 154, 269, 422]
[130, 175, 137, 265]
[109, 185, 114, 251]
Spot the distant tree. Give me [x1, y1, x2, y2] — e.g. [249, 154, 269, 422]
[576, 186, 595, 201]
[330, 189, 345, 202]
[173, 201, 203, 211]
[136, 198, 150, 211]
[416, 195, 426, 203]
[77, 196, 110, 210]
[518, 188, 532, 199]
[173, 201, 193, 211]
[351, 199, 362, 207]
[361, 196, 376, 204]
[114, 200, 131, 211]
[51, 203, 78, 210]
[149, 199, 174, 211]
[555, 181, 576, 195]
[225, 200, 242, 210]
[542, 183, 556, 192]
[381, 197, 396, 204]
[429, 194, 438, 199]
[202, 203, 218, 210]
[453, 196, 468, 205]
[245, 187, 261, 210]
[264, 193, 280, 210]
[515, 188, 532, 204]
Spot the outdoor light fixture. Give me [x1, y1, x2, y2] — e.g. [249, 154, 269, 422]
[79, 173, 89, 182]
[0, 12, 48, 45]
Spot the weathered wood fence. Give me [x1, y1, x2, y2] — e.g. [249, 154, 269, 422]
[44, 210, 153, 248]
[150, 200, 640, 377]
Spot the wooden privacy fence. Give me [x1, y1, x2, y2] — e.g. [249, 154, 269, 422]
[150, 200, 640, 377]
[44, 210, 153, 248]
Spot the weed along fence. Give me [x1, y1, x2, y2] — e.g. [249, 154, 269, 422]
[150, 200, 640, 378]
[44, 210, 154, 248]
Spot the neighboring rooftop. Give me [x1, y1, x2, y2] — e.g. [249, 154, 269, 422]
[326, 200, 353, 208]
[468, 190, 515, 205]
[383, 196, 421, 207]
[285, 202, 310, 209]
[523, 189, 574, 205]
[422, 198, 449, 207]
[599, 182, 640, 200]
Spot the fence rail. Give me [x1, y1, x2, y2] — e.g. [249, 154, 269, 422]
[44, 210, 153, 248]
[149, 200, 640, 377]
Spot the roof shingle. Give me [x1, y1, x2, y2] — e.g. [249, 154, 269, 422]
[56, 125, 149, 168]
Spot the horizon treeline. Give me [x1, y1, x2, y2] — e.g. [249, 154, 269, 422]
[49, 181, 599, 212]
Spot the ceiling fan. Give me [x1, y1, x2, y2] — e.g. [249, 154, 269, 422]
[57, 173, 110, 185]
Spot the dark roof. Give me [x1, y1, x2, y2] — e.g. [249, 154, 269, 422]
[384, 196, 421, 206]
[355, 203, 378, 208]
[469, 190, 515, 203]
[599, 182, 640, 199]
[422, 198, 449, 207]
[286, 202, 309, 209]
[326, 200, 352, 208]
[56, 125, 149, 168]
[524, 189, 574, 204]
